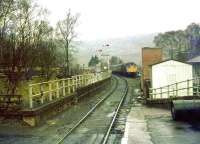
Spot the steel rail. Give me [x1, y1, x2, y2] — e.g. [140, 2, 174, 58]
[55, 76, 118, 144]
[101, 77, 129, 144]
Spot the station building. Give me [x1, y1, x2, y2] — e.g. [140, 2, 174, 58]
[151, 60, 193, 99]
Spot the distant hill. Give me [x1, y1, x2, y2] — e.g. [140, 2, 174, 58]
[75, 34, 156, 66]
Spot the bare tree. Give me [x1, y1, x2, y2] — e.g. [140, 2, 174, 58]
[0, 0, 15, 38]
[0, 0, 40, 95]
[2, 0, 35, 95]
[33, 20, 57, 79]
[56, 9, 79, 76]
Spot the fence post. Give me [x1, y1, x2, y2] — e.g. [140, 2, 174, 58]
[81, 75, 84, 86]
[153, 89, 156, 99]
[56, 81, 59, 98]
[49, 82, 52, 101]
[72, 77, 75, 92]
[85, 74, 87, 86]
[79, 75, 82, 87]
[90, 74, 92, 84]
[74, 76, 77, 92]
[79, 75, 83, 87]
[160, 88, 162, 99]
[187, 80, 189, 96]
[173, 88, 175, 97]
[149, 88, 152, 99]
[62, 80, 66, 96]
[40, 84, 44, 104]
[168, 85, 170, 98]
[68, 79, 71, 94]
[95, 73, 97, 83]
[176, 83, 178, 97]
[77, 75, 80, 88]
[29, 85, 33, 108]
[86, 74, 89, 85]
[76, 76, 78, 89]
[88, 74, 90, 84]
[92, 74, 95, 83]
[198, 78, 200, 96]
[89, 74, 92, 84]
[88, 74, 90, 85]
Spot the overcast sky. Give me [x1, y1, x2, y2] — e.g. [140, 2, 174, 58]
[38, 0, 200, 41]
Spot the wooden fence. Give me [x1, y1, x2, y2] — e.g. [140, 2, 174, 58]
[28, 71, 111, 109]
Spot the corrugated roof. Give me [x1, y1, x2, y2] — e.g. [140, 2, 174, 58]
[188, 56, 200, 63]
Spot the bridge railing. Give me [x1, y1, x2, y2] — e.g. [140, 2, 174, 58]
[28, 71, 111, 109]
[149, 77, 200, 100]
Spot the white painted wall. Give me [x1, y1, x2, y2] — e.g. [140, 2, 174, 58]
[151, 60, 193, 98]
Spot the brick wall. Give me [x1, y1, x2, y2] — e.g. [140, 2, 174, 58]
[141, 47, 162, 97]
[142, 47, 162, 80]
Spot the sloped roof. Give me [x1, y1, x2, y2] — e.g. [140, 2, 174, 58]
[150, 59, 191, 66]
[188, 56, 200, 63]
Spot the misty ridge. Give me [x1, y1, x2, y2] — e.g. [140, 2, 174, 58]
[75, 33, 156, 66]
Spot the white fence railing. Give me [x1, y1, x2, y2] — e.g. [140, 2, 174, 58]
[149, 77, 200, 99]
[28, 71, 111, 109]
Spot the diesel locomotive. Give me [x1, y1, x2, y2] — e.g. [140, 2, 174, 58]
[111, 62, 139, 78]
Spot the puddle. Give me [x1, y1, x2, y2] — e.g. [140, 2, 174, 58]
[46, 120, 57, 125]
[107, 112, 115, 117]
[78, 127, 89, 133]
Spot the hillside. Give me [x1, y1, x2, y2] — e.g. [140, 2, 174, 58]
[75, 34, 156, 66]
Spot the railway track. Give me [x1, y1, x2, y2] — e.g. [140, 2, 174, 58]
[55, 76, 129, 144]
[101, 78, 128, 144]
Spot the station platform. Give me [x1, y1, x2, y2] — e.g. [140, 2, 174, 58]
[121, 102, 170, 144]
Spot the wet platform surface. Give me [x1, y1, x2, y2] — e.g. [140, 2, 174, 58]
[122, 104, 200, 144]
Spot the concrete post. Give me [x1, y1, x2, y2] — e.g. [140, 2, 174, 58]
[62, 80, 66, 96]
[56, 81, 59, 98]
[198, 79, 200, 96]
[154, 89, 156, 99]
[92, 74, 94, 84]
[78, 75, 80, 87]
[84, 75, 87, 86]
[187, 80, 189, 96]
[86, 74, 89, 85]
[88, 74, 90, 84]
[176, 83, 178, 97]
[79, 75, 81, 86]
[49, 82, 52, 101]
[88, 74, 90, 85]
[77, 75, 80, 88]
[81, 75, 83, 86]
[72, 77, 75, 92]
[76, 76, 78, 88]
[150, 88, 153, 99]
[29, 85, 33, 108]
[74, 76, 77, 91]
[68, 79, 71, 94]
[40, 84, 44, 104]
[160, 88, 162, 98]
[168, 85, 170, 98]
[172, 88, 175, 97]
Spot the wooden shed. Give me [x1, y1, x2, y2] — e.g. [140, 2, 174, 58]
[151, 60, 193, 98]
